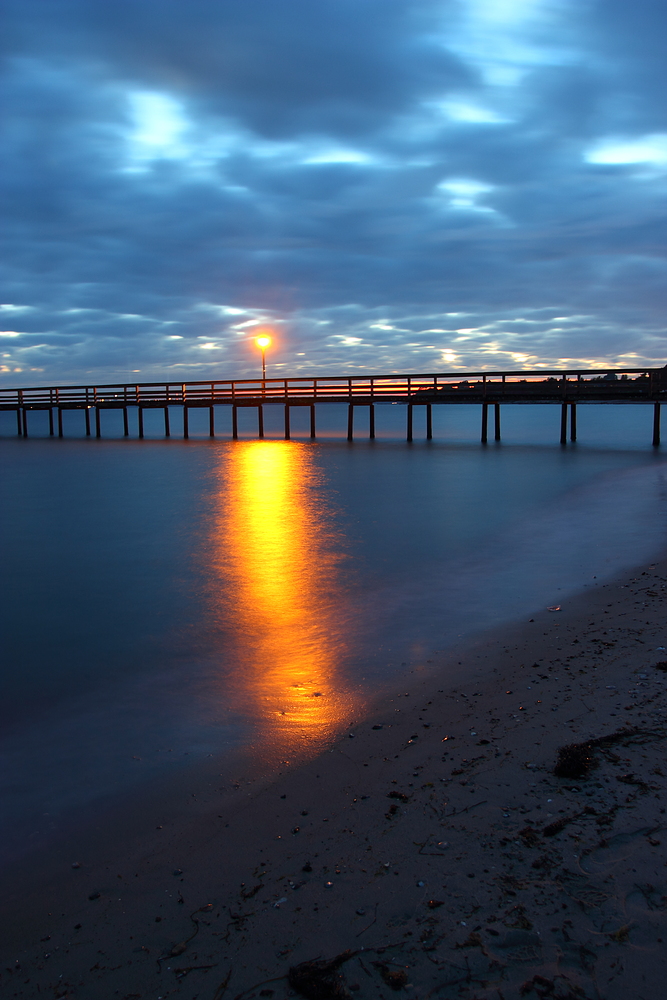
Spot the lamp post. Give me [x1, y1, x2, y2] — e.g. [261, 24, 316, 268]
[255, 334, 271, 382]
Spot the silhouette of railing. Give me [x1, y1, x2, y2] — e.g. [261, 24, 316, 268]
[2, 367, 666, 444]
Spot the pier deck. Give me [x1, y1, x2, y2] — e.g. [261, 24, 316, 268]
[2, 367, 666, 443]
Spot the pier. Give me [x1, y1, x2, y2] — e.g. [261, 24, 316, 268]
[2, 366, 667, 444]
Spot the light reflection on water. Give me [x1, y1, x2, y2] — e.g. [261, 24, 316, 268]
[2, 431, 667, 864]
[208, 441, 357, 757]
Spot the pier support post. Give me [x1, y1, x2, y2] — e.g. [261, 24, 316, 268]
[653, 402, 661, 447]
[48, 407, 54, 436]
[58, 407, 63, 438]
[164, 406, 170, 437]
[481, 403, 488, 443]
[347, 403, 354, 441]
[560, 402, 568, 444]
[16, 408, 22, 436]
[22, 408, 28, 437]
[183, 406, 188, 439]
[310, 404, 316, 439]
[232, 406, 238, 440]
[258, 404, 264, 439]
[284, 404, 291, 440]
[494, 403, 501, 441]
[138, 407, 144, 439]
[123, 407, 129, 437]
[426, 404, 432, 440]
[95, 407, 101, 438]
[85, 407, 91, 437]
[407, 404, 413, 442]
[209, 405, 215, 438]
[570, 403, 577, 442]
[369, 403, 375, 440]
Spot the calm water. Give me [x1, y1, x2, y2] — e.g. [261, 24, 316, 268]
[2, 402, 667, 863]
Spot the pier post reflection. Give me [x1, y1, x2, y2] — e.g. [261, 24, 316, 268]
[211, 441, 356, 763]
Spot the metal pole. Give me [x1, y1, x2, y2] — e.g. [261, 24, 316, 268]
[653, 402, 661, 447]
[481, 403, 488, 443]
[164, 406, 170, 437]
[494, 403, 501, 441]
[85, 407, 91, 437]
[58, 407, 63, 438]
[232, 405, 238, 440]
[570, 403, 577, 442]
[95, 407, 101, 438]
[48, 407, 54, 436]
[369, 403, 375, 440]
[138, 407, 144, 439]
[426, 404, 432, 440]
[347, 403, 354, 441]
[258, 404, 264, 439]
[22, 408, 28, 437]
[407, 404, 413, 442]
[284, 404, 291, 440]
[123, 406, 129, 437]
[310, 404, 316, 439]
[16, 408, 22, 436]
[209, 405, 215, 438]
[183, 406, 188, 439]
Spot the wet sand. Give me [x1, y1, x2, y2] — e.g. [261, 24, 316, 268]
[2, 559, 667, 1000]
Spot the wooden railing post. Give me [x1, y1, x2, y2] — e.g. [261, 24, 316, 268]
[560, 402, 568, 444]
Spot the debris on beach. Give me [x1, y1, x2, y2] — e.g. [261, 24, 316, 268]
[373, 961, 408, 991]
[554, 726, 664, 779]
[288, 950, 357, 1000]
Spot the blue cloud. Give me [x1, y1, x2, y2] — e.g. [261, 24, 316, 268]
[1, 0, 666, 384]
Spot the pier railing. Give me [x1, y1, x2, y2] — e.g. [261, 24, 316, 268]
[2, 367, 667, 444]
[2, 366, 666, 410]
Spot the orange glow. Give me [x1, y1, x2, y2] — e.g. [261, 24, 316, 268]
[210, 441, 356, 760]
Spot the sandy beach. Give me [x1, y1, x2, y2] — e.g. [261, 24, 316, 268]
[2, 558, 667, 1000]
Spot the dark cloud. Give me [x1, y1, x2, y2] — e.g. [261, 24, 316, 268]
[0, 0, 666, 385]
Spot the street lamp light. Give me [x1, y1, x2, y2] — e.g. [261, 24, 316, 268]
[255, 334, 271, 381]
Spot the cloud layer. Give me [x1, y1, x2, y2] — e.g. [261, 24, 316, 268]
[1, 0, 666, 384]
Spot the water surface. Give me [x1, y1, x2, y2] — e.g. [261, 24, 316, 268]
[2, 402, 667, 863]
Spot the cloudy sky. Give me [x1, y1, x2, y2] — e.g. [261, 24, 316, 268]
[1, 0, 666, 385]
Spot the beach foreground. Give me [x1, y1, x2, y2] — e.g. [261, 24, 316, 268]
[3, 561, 667, 1000]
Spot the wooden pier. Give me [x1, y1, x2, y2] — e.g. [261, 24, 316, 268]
[2, 367, 667, 444]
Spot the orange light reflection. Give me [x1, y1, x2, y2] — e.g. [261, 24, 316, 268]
[212, 441, 356, 759]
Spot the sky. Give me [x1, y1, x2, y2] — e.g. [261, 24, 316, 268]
[1, 0, 666, 386]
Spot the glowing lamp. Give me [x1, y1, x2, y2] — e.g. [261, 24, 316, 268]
[255, 334, 272, 380]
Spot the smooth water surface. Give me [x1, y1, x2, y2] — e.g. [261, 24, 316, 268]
[2, 404, 667, 863]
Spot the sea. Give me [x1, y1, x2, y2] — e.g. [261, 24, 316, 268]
[2, 400, 667, 866]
